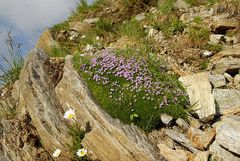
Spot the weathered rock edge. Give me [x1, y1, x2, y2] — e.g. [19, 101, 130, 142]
[17, 49, 164, 161]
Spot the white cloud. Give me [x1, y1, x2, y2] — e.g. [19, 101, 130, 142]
[0, 0, 77, 33]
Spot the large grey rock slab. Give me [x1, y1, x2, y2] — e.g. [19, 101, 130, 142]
[55, 55, 164, 161]
[179, 72, 216, 122]
[83, 18, 99, 24]
[212, 57, 240, 74]
[18, 49, 72, 160]
[215, 115, 240, 155]
[209, 74, 226, 88]
[71, 21, 92, 33]
[209, 141, 240, 161]
[213, 89, 240, 115]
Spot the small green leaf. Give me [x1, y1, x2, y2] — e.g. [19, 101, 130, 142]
[130, 113, 139, 121]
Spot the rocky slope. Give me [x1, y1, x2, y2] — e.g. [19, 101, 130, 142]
[1, 0, 240, 161]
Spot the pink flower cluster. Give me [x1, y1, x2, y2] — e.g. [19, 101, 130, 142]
[81, 50, 186, 108]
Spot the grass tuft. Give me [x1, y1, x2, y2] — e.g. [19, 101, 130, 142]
[119, 19, 145, 39]
[187, 26, 210, 48]
[68, 124, 92, 161]
[49, 46, 67, 57]
[51, 21, 69, 32]
[158, 0, 176, 14]
[206, 43, 222, 54]
[0, 31, 24, 87]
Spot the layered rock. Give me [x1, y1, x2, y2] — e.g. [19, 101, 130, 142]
[179, 72, 216, 122]
[213, 89, 240, 115]
[215, 115, 240, 155]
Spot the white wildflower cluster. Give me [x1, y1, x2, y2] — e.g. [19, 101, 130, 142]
[53, 109, 88, 158]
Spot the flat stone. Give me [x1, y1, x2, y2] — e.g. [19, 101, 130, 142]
[187, 127, 216, 150]
[157, 144, 189, 161]
[83, 18, 99, 24]
[160, 114, 173, 125]
[209, 34, 225, 44]
[71, 21, 92, 33]
[215, 115, 240, 155]
[164, 129, 200, 154]
[212, 57, 240, 74]
[211, 47, 240, 62]
[179, 72, 216, 122]
[135, 12, 146, 21]
[209, 74, 226, 88]
[176, 118, 190, 131]
[209, 141, 240, 161]
[188, 116, 201, 129]
[194, 151, 210, 161]
[213, 89, 240, 115]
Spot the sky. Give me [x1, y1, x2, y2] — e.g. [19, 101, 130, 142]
[0, 0, 81, 57]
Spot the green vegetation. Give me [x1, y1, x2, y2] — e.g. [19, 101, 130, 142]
[0, 31, 24, 87]
[68, 125, 92, 161]
[119, 19, 145, 39]
[49, 46, 67, 57]
[188, 26, 210, 47]
[193, 16, 202, 24]
[206, 43, 223, 54]
[189, 27, 210, 41]
[207, 0, 220, 5]
[158, 0, 176, 14]
[200, 59, 210, 70]
[185, 0, 198, 6]
[146, 12, 185, 36]
[75, 0, 106, 17]
[95, 18, 115, 34]
[51, 21, 69, 32]
[159, 17, 185, 36]
[74, 49, 189, 132]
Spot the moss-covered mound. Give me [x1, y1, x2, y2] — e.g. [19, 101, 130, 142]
[74, 49, 189, 131]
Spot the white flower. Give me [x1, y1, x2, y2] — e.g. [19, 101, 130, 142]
[76, 148, 87, 157]
[148, 28, 155, 37]
[64, 109, 75, 119]
[96, 36, 100, 40]
[81, 35, 86, 38]
[203, 50, 213, 57]
[85, 44, 93, 51]
[80, 54, 85, 57]
[53, 149, 61, 158]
